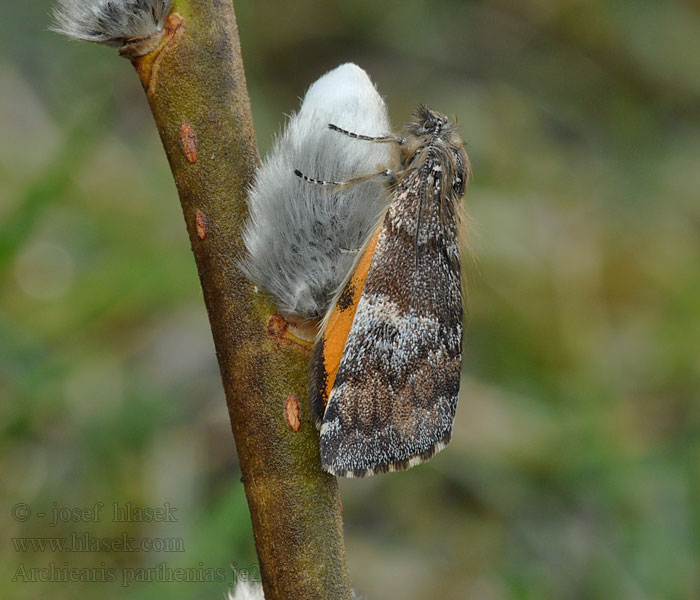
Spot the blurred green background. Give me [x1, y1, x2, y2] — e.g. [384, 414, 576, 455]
[2, 1, 699, 599]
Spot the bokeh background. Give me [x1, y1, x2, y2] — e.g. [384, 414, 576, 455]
[2, 1, 699, 599]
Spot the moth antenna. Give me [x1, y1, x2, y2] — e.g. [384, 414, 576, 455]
[293, 169, 342, 186]
[295, 168, 394, 190]
[328, 124, 405, 145]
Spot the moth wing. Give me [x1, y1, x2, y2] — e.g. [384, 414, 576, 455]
[319, 184, 463, 477]
[310, 229, 380, 425]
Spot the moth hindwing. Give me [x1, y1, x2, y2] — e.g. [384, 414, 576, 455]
[311, 105, 469, 477]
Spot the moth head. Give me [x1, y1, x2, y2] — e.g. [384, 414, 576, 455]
[408, 105, 450, 137]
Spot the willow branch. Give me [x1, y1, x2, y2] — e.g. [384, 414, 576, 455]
[123, 1, 351, 597]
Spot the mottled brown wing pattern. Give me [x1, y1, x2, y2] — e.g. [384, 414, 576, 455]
[317, 107, 468, 477]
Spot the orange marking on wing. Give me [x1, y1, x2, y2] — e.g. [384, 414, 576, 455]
[320, 228, 380, 409]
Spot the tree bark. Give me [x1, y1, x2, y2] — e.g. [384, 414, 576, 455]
[128, 1, 351, 597]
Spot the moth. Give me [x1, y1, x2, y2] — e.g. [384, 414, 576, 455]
[308, 106, 469, 477]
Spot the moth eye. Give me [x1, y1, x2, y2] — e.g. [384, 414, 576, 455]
[424, 119, 437, 131]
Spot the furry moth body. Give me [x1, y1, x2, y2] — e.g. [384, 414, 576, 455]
[242, 64, 392, 320]
[311, 106, 469, 477]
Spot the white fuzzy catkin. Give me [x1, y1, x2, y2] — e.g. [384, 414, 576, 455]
[227, 581, 265, 600]
[52, 0, 174, 47]
[226, 581, 365, 599]
[242, 63, 393, 320]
